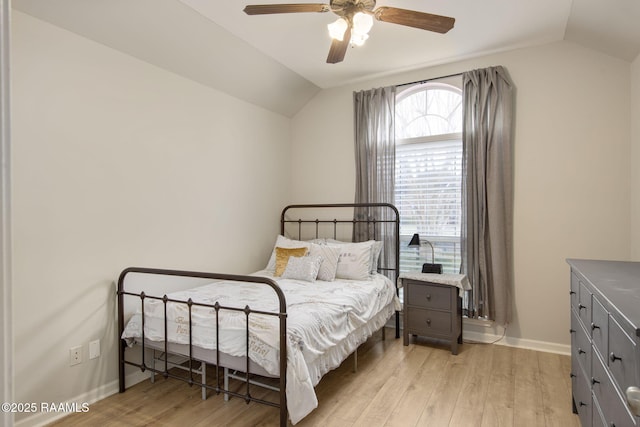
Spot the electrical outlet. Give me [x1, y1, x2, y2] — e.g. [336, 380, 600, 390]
[89, 339, 100, 360]
[69, 346, 82, 366]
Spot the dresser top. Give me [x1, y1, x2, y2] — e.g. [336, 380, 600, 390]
[567, 258, 640, 337]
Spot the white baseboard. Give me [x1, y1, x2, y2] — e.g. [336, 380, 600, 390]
[15, 370, 149, 427]
[463, 328, 570, 356]
[393, 315, 570, 356]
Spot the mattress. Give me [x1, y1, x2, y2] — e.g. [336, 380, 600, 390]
[121, 270, 400, 424]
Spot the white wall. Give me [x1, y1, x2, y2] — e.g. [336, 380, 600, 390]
[292, 41, 631, 349]
[631, 53, 640, 260]
[11, 11, 290, 423]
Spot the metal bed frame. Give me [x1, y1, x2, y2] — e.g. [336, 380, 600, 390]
[117, 203, 400, 426]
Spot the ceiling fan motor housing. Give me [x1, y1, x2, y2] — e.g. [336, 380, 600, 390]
[330, 0, 376, 17]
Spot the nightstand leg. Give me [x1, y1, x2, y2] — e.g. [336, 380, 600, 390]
[451, 341, 458, 355]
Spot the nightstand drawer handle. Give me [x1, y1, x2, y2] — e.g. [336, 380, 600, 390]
[426, 319, 431, 326]
[591, 377, 600, 385]
[610, 352, 622, 363]
[591, 322, 600, 331]
[578, 304, 586, 311]
[578, 348, 586, 355]
[425, 294, 431, 300]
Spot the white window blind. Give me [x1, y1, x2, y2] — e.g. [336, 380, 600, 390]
[396, 136, 462, 273]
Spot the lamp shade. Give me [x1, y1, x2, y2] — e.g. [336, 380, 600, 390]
[408, 233, 421, 248]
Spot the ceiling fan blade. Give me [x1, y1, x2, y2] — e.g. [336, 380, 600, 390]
[243, 3, 330, 15]
[374, 7, 455, 33]
[326, 26, 351, 64]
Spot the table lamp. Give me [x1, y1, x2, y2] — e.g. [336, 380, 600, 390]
[408, 233, 443, 274]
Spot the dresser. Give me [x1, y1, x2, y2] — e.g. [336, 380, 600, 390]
[400, 273, 469, 355]
[567, 259, 640, 427]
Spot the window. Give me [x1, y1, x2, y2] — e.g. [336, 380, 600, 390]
[395, 81, 463, 274]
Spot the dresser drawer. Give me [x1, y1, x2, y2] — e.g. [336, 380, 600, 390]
[592, 351, 637, 427]
[406, 281, 451, 310]
[406, 307, 451, 336]
[609, 315, 637, 397]
[570, 272, 579, 311]
[574, 367, 592, 427]
[571, 309, 591, 378]
[578, 281, 592, 328]
[591, 296, 608, 359]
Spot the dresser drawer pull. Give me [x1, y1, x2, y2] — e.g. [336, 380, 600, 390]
[579, 401, 588, 407]
[570, 290, 576, 295]
[626, 386, 640, 417]
[609, 352, 622, 363]
[569, 328, 575, 334]
[570, 373, 576, 378]
[425, 319, 431, 326]
[425, 294, 431, 300]
[578, 304, 586, 311]
[590, 322, 600, 331]
[591, 377, 600, 385]
[578, 348, 586, 355]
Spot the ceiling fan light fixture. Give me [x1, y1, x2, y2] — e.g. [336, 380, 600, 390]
[327, 17, 348, 41]
[351, 32, 369, 46]
[352, 11, 373, 36]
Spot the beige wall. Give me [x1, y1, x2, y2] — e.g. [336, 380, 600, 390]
[291, 41, 632, 348]
[12, 11, 290, 422]
[631, 53, 640, 260]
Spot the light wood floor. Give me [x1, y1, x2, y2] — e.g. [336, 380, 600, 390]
[50, 329, 579, 426]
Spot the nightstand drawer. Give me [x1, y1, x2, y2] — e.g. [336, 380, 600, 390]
[406, 281, 451, 310]
[406, 307, 451, 336]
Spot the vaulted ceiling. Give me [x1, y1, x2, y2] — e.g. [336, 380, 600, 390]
[13, 0, 640, 117]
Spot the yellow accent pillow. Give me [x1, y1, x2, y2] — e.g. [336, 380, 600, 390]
[275, 246, 308, 277]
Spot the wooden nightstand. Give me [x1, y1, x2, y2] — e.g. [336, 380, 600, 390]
[400, 273, 468, 355]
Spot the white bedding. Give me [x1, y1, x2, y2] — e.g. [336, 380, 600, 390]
[121, 270, 400, 424]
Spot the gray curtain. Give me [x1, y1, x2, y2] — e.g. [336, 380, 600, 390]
[353, 86, 396, 279]
[461, 66, 514, 326]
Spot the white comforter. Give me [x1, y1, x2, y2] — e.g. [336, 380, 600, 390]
[121, 271, 400, 424]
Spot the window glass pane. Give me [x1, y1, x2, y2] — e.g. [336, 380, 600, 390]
[395, 85, 462, 139]
[395, 81, 463, 274]
[396, 140, 462, 273]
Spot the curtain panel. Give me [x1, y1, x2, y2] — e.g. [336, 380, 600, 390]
[353, 86, 397, 279]
[461, 66, 515, 326]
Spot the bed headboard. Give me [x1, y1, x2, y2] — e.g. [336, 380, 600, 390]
[280, 203, 400, 282]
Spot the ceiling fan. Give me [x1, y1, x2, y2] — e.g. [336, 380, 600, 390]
[243, 0, 455, 64]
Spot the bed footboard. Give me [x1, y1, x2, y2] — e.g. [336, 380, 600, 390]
[117, 267, 288, 426]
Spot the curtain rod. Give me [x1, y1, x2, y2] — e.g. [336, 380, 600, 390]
[396, 72, 463, 88]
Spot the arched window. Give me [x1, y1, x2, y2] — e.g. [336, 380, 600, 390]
[395, 81, 463, 273]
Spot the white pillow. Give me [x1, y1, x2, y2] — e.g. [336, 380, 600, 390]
[322, 239, 381, 275]
[265, 235, 311, 272]
[332, 241, 374, 280]
[308, 243, 341, 281]
[281, 254, 323, 282]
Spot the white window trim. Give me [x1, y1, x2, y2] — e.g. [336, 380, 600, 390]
[397, 132, 462, 146]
